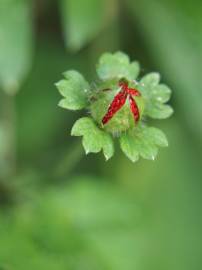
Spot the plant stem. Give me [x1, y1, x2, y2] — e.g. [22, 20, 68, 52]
[53, 142, 85, 180]
[0, 91, 16, 181]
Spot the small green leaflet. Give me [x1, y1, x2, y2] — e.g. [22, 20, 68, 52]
[97, 52, 140, 81]
[56, 70, 90, 110]
[138, 72, 173, 119]
[71, 117, 114, 160]
[119, 125, 168, 162]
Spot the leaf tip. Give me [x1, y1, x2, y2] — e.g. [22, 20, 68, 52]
[104, 154, 112, 161]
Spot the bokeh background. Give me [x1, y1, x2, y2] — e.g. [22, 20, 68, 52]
[0, 0, 202, 269]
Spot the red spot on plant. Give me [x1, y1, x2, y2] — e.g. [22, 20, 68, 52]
[102, 81, 141, 125]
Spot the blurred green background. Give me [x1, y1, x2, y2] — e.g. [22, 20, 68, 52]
[0, 0, 202, 269]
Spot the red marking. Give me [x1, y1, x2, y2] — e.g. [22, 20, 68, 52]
[127, 88, 141, 96]
[102, 82, 141, 125]
[102, 89, 127, 124]
[129, 96, 140, 122]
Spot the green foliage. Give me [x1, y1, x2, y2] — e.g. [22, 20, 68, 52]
[56, 70, 90, 110]
[0, 0, 33, 94]
[60, 0, 112, 51]
[56, 52, 172, 162]
[138, 73, 173, 119]
[71, 117, 114, 160]
[120, 125, 168, 162]
[97, 52, 140, 81]
[0, 178, 141, 270]
[1, 1, 202, 269]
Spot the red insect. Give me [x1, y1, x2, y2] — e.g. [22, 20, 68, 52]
[102, 81, 141, 125]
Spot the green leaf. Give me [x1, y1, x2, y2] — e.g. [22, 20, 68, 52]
[152, 84, 172, 103]
[141, 72, 160, 87]
[71, 117, 114, 160]
[119, 133, 139, 162]
[97, 51, 140, 81]
[56, 70, 90, 110]
[142, 127, 168, 147]
[119, 125, 168, 162]
[140, 73, 171, 102]
[60, 0, 112, 51]
[102, 132, 115, 161]
[0, 0, 33, 95]
[146, 103, 174, 119]
[138, 73, 173, 119]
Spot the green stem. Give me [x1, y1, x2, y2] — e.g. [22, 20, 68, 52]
[89, 7, 121, 66]
[0, 91, 16, 181]
[53, 142, 85, 179]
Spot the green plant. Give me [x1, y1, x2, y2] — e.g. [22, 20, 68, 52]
[56, 51, 173, 162]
